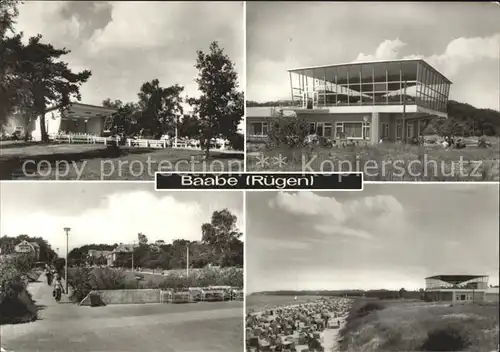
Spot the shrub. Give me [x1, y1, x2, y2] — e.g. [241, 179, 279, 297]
[420, 322, 471, 351]
[0, 255, 38, 324]
[68, 267, 126, 302]
[155, 267, 243, 290]
[267, 110, 309, 148]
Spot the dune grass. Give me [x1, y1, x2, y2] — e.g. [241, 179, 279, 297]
[339, 299, 499, 352]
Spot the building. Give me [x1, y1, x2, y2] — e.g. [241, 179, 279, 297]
[31, 102, 117, 141]
[247, 58, 451, 145]
[425, 275, 490, 303]
[106, 243, 138, 267]
[14, 240, 40, 261]
[87, 250, 111, 264]
[485, 287, 499, 302]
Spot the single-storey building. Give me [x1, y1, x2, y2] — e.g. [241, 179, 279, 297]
[425, 275, 490, 303]
[31, 102, 117, 141]
[247, 58, 452, 145]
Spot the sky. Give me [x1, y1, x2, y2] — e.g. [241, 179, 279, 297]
[247, 2, 500, 110]
[0, 183, 243, 257]
[246, 184, 499, 293]
[13, 1, 244, 113]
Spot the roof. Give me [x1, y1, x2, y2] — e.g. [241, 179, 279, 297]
[112, 244, 137, 253]
[425, 275, 488, 283]
[46, 102, 118, 114]
[288, 58, 452, 85]
[28, 242, 40, 248]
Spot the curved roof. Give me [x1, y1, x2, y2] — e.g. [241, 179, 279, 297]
[425, 275, 488, 283]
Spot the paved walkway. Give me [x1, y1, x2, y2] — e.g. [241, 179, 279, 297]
[0, 276, 243, 352]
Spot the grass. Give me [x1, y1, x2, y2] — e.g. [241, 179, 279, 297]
[0, 141, 243, 180]
[245, 294, 323, 312]
[339, 299, 499, 352]
[246, 138, 500, 181]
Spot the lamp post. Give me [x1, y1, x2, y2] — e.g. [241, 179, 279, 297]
[186, 244, 189, 277]
[63, 227, 71, 293]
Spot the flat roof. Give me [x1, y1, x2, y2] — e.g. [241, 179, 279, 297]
[426, 275, 488, 282]
[288, 58, 452, 85]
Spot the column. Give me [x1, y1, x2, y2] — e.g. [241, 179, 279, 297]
[370, 112, 379, 145]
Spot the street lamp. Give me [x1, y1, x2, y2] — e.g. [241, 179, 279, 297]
[63, 227, 71, 293]
[186, 244, 189, 277]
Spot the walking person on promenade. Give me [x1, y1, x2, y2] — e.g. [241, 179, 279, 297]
[53, 274, 65, 302]
[46, 268, 53, 286]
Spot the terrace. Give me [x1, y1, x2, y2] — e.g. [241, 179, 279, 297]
[288, 59, 451, 118]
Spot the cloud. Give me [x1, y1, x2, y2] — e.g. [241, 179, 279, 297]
[356, 34, 500, 78]
[269, 191, 346, 220]
[269, 191, 405, 241]
[314, 225, 374, 240]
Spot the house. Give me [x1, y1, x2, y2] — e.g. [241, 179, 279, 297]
[31, 102, 117, 141]
[14, 240, 40, 260]
[106, 243, 138, 267]
[247, 58, 452, 145]
[87, 250, 111, 264]
[425, 275, 490, 302]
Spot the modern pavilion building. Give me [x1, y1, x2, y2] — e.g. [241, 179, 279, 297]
[31, 102, 117, 141]
[425, 274, 490, 303]
[247, 58, 452, 145]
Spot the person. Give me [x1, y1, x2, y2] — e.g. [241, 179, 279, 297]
[45, 269, 53, 286]
[53, 275, 65, 302]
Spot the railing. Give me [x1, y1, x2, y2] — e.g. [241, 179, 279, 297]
[50, 133, 241, 153]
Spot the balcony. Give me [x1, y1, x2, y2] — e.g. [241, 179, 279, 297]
[288, 59, 451, 118]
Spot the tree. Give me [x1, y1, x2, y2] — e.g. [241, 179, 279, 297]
[268, 109, 310, 148]
[0, 0, 31, 131]
[103, 100, 141, 136]
[15, 34, 91, 142]
[137, 233, 148, 246]
[137, 79, 184, 138]
[187, 41, 243, 157]
[178, 113, 202, 138]
[201, 209, 242, 266]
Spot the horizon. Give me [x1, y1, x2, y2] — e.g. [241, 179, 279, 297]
[0, 183, 243, 258]
[246, 2, 500, 110]
[246, 184, 499, 293]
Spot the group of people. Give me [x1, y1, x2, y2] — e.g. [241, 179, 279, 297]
[44, 265, 65, 302]
[246, 298, 352, 352]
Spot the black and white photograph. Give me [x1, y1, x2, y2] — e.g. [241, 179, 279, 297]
[0, 183, 244, 352]
[0, 1, 244, 180]
[245, 184, 499, 352]
[245, 2, 500, 181]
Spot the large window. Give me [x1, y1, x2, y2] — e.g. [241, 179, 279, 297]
[250, 122, 268, 136]
[381, 122, 389, 139]
[335, 122, 370, 139]
[315, 122, 333, 137]
[290, 60, 449, 111]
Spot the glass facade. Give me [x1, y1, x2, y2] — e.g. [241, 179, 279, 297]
[290, 60, 450, 114]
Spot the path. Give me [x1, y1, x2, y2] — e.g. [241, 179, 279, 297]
[0, 276, 243, 352]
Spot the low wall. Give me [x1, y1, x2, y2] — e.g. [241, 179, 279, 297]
[80, 289, 161, 306]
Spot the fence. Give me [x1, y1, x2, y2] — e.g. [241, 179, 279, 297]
[50, 133, 241, 153]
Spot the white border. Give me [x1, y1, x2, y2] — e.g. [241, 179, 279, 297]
[154, 171, 365, 192]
